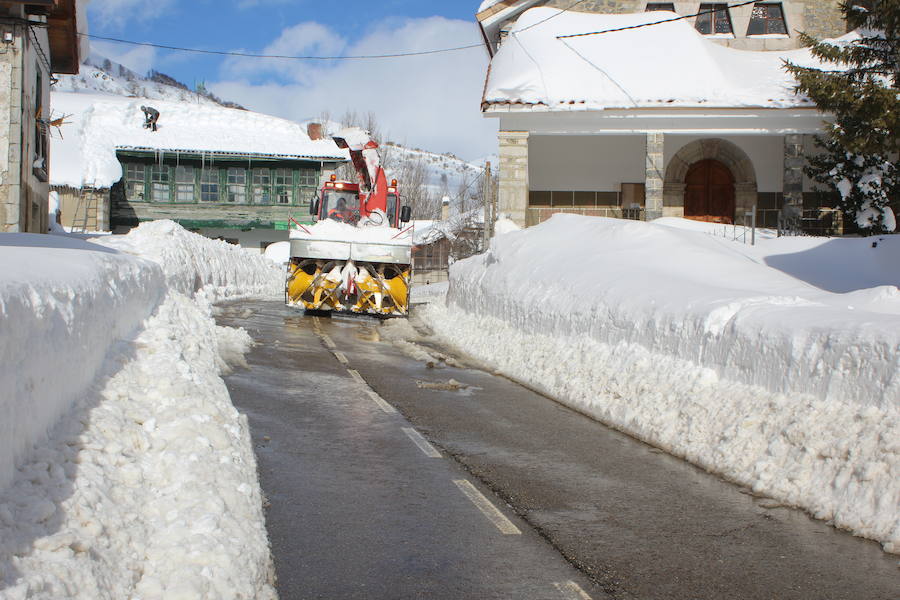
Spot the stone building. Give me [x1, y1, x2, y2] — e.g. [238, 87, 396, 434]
[50, 91, 347, 250]
[476, 1, 847, 231]
[478, 1, 845, 52]
[0, 0, 80, 233]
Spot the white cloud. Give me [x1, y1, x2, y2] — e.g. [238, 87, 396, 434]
[87, 0, 176, 28]
[209, 17, 497, 161]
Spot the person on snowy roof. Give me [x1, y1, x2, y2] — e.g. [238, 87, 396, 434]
[141, 106, 160, 132]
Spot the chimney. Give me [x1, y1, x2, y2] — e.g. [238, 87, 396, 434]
[307, 122, 323, 141]
[441, 196, 450, 221]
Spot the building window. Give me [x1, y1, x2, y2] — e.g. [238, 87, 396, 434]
[150, 165, 170, 203]
[175, 166, 195, 202]
[297, 168, 318, 207]
[298, 168, 318, 187]
[33, 65, 48, 180]
[227, 168, 247, 203]
[125, 163, 145, 201]
[274, 168, 293, 205]
[696, 3, 733, 34]
[645, 3, 675, 11]
[747, 2, 787, 35]
[201, 168, 220, 202]
[253, 168, 271, 204]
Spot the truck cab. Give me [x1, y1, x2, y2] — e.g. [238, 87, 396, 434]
[312, 175, 410, 228]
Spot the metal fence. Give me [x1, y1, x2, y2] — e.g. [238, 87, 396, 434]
[773, 207, 844, 237]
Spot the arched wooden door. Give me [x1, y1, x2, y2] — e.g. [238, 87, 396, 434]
[684, 159, 735, 223]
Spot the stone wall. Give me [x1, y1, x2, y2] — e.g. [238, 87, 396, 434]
[497, 131, 530, 227]
[0, 10, 24, 232]
[0, 5, 51, 233]
[526, 1, 846, 50]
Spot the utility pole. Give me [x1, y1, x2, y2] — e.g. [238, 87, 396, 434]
[482, 162, 493, 251]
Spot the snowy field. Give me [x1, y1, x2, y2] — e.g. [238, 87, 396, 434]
[418, 215, 899, 553]
[0, 222, 282, 598]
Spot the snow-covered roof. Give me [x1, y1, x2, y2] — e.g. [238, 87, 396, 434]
[50, 91, 347, 189]
[483, 8, 834, 110]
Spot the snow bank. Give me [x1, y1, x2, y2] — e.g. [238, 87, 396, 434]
[421, 215, 900, 551]
[484, 8, 845, 109]
[95, 220, 284, 301]
[0, 222, 281, 597]
[0, 295, 275, 599]
[0, 235, 164, 493]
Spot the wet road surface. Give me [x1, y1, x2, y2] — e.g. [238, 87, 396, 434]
[218, 301, 899, 600]
[218, 301, 601, 600]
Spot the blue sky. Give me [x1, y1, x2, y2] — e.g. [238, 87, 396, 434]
[85, 0, 497, 160]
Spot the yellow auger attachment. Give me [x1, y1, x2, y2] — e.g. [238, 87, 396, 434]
[287, 262, 319, 305]
[352, 265, 410, 316]
[383, 267, 410, 315]
[353, 268, 384, 313]
[288, 261, 343, 310]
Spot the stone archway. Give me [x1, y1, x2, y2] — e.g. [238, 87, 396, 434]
[664, 139, 757, 220]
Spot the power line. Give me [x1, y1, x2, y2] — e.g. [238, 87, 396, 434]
[557, 0, 760, 39]
[512, 0, 590, 34]
[79, 32, 483, 61]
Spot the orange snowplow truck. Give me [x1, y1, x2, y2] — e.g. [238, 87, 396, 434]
[311, 135, 409, 227]
[286, 129, 414, 316]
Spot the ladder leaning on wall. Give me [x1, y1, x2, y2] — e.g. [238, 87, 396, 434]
[70, 191, 96, 233]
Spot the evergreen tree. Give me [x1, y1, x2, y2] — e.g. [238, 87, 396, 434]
[785, 0, 899, 234]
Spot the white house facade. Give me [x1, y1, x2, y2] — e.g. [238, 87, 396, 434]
[477, 2, 847, 231]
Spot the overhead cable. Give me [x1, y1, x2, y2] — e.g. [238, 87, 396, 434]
[557, 0, 760, 39]
[80, 33, 483, 61]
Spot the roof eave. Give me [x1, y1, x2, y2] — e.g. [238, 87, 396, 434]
[47, 0, 80, 75]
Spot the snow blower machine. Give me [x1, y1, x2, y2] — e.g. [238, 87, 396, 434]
[286, 128, 413, 317]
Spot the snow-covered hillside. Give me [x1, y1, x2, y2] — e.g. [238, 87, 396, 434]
[381, 142, 487, 199]
[420, 215, 900, 552]
[55, 54, 232, 108]
[0, 223, 282, 598]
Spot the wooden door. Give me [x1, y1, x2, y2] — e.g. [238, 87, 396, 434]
[684, 159, 735, 224]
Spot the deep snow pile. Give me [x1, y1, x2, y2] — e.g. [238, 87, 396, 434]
[0, 236, 164, 493]
[0, 223, 281, 598]
[95, 220, 284, 300]
[420, 215, 899, 551]
[484, 8, 844, 109]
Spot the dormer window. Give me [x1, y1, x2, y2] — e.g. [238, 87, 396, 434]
[645, 3, 675, 11]
[747, 2, 788, 35]
[695, 4, 733, 35]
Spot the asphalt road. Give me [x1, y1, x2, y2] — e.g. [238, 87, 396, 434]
[218, 301, 899, 600]
[218, 301, 601, 600]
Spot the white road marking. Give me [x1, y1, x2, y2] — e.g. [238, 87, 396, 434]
[332, 350, 349, 365]
[321, 335, 336, 349]
[367, 390, 397, 414]
[347, 369, 366, 384]
[402, 428, 441, 458]
[453, 480, 521, 535]
[553, 581, 593, 600]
